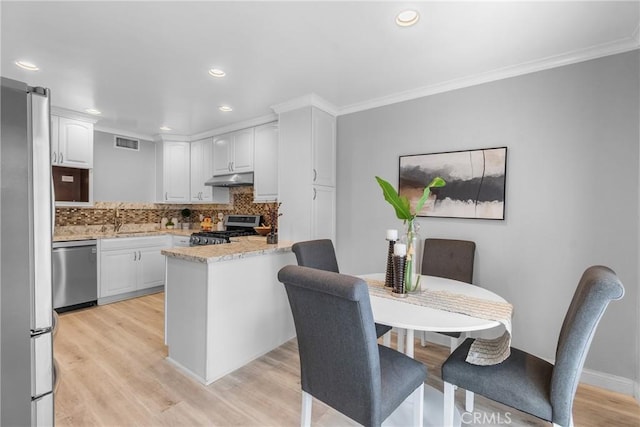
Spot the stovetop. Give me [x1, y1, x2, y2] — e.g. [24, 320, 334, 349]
[190, 214, 260, 246]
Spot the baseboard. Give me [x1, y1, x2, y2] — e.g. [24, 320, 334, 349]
[97, 285, 164, 305]
[580, 367, 638, 398]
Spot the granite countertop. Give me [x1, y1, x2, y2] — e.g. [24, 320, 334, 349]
[161, 236, 293, 264]
[53, 228, 194, 242]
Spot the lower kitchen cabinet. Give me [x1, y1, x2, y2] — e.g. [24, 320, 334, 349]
[98, 236, 170, 304]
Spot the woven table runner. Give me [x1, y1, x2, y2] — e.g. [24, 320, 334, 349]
[365, 278, 513, 365]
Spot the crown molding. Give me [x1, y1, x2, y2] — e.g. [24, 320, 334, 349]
[51, 106, 100, 124]
[339, 35, 640, 116]
[94, 125, 154, 142]
[190, 113, 278, 141]
[152, 134, 190, 143]
[271, 93, 338, 116]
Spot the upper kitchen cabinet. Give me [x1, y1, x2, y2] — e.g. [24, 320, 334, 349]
[273, 96, 337, 243]
[253, 122, 279, 202]
[51, 115, 95, 169]
[155, 137, 190, 203]
[190, 137, 214, 202]
[311, 109, 336, 188]
[212, 128, 254, 176]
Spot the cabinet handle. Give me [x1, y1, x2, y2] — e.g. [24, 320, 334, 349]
[313, 168, 317, 182]
[59, 152, 63, 164]
[165, 192, 168, 201]
[134, 251, 137, 261]
[313, 188, 317, 200]
[52, 152, 57, 163]
[139, 251, 142, 260]
[231, 161, 234, 171]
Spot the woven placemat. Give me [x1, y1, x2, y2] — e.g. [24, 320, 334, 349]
[365, 278, 513, 365]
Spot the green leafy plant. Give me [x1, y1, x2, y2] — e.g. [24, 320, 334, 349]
[375, 176, 446, 221]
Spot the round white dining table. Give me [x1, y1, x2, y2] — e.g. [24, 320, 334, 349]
[358, 273, 509, 427]
[360, 273, 508, 357]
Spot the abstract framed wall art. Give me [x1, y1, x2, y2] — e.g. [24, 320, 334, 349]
[399, 147, 507, 220]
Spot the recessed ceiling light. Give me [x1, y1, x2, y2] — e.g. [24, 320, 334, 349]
[208, 68, 226, 78]
[85, 108, 102, 115]
[219, 105, 233, 112]
[395, 10, 420, 27]
[160, 126, 172, 131]
[15, 60, 39, 71]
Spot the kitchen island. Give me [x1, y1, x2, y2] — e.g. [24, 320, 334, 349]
[161, 237, 296, 385]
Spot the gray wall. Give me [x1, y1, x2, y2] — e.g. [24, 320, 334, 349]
[336, 51, 639, 381]
[93, 131, 156, 202]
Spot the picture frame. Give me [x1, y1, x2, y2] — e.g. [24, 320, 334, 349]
[399, 147, 507, 220]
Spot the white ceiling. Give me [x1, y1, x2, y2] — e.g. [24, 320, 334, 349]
[2, 1, 639, 140]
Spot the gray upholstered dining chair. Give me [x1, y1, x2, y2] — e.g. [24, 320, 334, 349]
[420, 238, 476, 352]
[278, 265, 427, 427]
[441, 265, 625, 427]
[291, 239, 393, 339]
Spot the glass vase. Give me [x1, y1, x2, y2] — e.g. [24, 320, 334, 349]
[400, 219, 422, 293]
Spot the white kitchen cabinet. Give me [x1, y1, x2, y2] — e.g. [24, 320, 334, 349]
[171, 235, 191, 247]
[156, 140, 190, 202]
[311, 109, 336, 187]
[100, 249, 138, 296]
[212, 128, 254, 176]
[190, 138, 214, 202]
[311, 185, 336, 241]
[98, 236, 170, 303]
[51, 116, 94, 169]
[275, 102, 336, 243]
[253, 122, 279, 202]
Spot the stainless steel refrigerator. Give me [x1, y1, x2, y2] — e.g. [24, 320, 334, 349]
[1, 77, 55, 425]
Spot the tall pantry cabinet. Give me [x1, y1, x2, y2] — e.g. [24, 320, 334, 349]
[274, 100, 336, 243]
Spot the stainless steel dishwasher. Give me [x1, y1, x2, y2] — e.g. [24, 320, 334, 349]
[52, 240, 98, 312]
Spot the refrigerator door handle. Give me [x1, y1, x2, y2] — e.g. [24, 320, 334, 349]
[29, 87, 53, 332]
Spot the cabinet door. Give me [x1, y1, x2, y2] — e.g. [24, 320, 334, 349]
[57, 117, 93, 168]
[232, 128, 255, 173]
[311, 108, 336, 187]
[311, 185, 336, 242]
[162, 142, 190, 202]
[253, 123, 278, 202]
[212, 133, 232, 176]
[138, 246, 166, 290]
[190, 138, 214, 202]
[99, 250, 138, 297]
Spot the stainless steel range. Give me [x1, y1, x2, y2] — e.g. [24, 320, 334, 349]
[189, 214, 261, 246]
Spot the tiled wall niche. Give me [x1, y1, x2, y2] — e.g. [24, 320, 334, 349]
[55, 187, 278, 229]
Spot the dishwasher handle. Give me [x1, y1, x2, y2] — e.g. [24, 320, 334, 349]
[53, 240, 97, 249]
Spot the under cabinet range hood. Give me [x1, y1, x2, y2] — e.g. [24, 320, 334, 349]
[205, 172, 254, 187]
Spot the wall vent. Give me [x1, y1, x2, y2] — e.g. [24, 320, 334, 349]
[114, 136, 140, 151]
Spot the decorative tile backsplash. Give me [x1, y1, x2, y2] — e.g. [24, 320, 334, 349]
[55, 187, 278, 229]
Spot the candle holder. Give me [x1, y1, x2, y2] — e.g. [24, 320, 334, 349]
[384, 239, 396, 287]
[391, 254, 408, 298]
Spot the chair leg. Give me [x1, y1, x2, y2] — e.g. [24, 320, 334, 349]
[552, 414, 574, 427]
[412, 383, 424, 427]
[420, 331, 427, 347]
[465, 390, 474, 412]
[443, 382, 456, 427]
[301, 391, 312, 427]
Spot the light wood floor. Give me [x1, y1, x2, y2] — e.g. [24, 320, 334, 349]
[54, 293, 640, 426]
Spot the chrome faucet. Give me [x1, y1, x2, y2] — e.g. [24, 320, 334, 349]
[113, 205, 124, 232]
